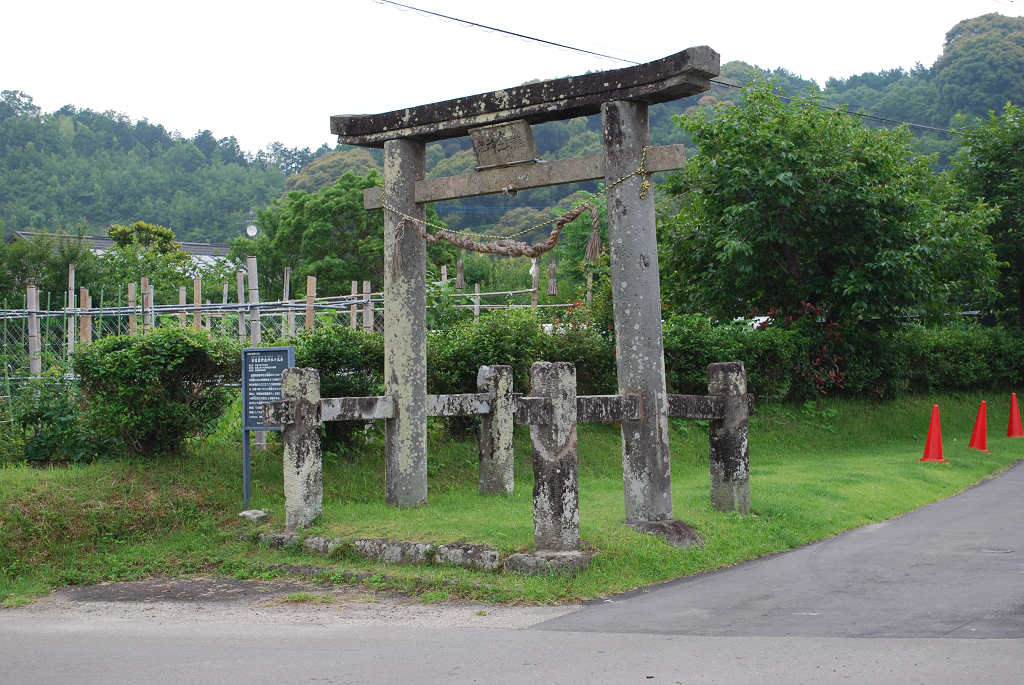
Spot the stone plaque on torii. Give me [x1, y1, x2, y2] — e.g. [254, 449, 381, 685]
[332, 46, 730, 523]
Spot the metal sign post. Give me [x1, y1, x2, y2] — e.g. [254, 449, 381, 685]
[241, 346, 295, 507]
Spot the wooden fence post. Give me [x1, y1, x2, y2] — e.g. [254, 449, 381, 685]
[79, 287, 91, 344]
[283, 267, 294, 337]
[350, 280, 358, 330]
[474, 283, 480, 318]
[247, 256, 264, 450]
[247, 257, 260, 347]
[178, 286, 187, 326]
[478, 365, 514, 495]
[193, 277, 202, 330]
[530, 361, 579, 552]
[141, 277, 152, 330]
[708, 362, 750, 514]
[531, 259, 539, 308]
[236, 270, 246, 343]
[362, 280, 373, 332]
[27, 285, 40, 375]
[128, 282, 137, 334]
[305, 276, 316, 330]
[221, 282, 229, 335]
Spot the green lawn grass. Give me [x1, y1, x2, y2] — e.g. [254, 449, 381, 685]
[2, 393, 1022, 606]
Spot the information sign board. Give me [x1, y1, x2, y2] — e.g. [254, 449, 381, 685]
[242, 347, 295, 431]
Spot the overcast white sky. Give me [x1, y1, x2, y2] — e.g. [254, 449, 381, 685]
[2, 0, 1022, 153]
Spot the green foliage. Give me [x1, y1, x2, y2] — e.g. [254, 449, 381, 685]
[427, 308, 615, 397]
[662, 315, 798, 400]
[934, 14, 1024, 124]
[0, 229, 97, 303]
[73, 328, 240, 457]
[234, 172, 456, 298]
[285, 148, 382, 194]
[14, 370, 118, 463]
[107, 221, 180, 254]
[0, 99, 290, 242]
[661, 78, 1000, 327]
[428, 309, 546, 396]
[950, 103, 1024, 326]
[291, 323, 385, 452]
[844, 321, 1024, 398]
[664, 314, 1024, 402]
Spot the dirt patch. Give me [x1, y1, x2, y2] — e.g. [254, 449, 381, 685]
[51, 577, 324, 604]
[6, 577, 582, 629]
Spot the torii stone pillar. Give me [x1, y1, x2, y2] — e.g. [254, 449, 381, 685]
[383, 138, 428, 507]
[336, 46, 719, 513]
[603, 100, 673, 523]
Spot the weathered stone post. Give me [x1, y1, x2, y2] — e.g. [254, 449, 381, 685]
[708, 362, 750, 513]
[602, 100, 673, 523]
[384, 138, 428, 507]
[279, 368, 323, 529]
[530, 362, 579, 552]
[477, 365, 514, 495]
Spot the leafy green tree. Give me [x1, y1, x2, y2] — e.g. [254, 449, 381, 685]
[660, 79, 1001, 327]
[234, 171, 456, 298]
[0, 228, 97, 306]
[934, 14, 1024, 124]
[107, 221, 180, 254]
[285, 148, 382, 194]
[950, 103, 1024, 326]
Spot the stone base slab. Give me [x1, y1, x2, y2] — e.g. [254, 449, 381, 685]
[504, 550, 594, 576]
[295, 536, 503, 572]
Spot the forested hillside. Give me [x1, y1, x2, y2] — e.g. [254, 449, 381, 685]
[1, 13, 1022, 243]
[0, 92, 329, 242]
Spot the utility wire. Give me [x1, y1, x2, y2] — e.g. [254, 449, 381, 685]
[370, 0, 639, 64]
[709, 79, 952, 133]
[372, 0, 953, 135]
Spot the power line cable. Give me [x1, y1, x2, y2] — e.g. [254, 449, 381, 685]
[371, 0, 953, 134]
[370, 0, 639, 64]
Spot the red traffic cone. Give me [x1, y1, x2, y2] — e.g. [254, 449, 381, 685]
[968, 401, 990, 453]
[921, 404, 946, 463]
[1009, 393, 1023, 438]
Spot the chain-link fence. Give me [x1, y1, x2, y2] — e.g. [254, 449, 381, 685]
[0, 296, 385, 379]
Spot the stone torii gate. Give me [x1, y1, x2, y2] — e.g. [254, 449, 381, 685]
[332, 46, 722, 522]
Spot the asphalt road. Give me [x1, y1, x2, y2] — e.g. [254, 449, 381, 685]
[2, 462, 1022, 684]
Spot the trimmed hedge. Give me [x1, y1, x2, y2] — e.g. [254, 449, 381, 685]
[73, 328, 240, 456]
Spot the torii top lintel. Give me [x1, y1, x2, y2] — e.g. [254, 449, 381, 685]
[331, 46, 720, 147]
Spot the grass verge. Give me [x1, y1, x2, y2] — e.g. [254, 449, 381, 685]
[2, 393, 1022, 606]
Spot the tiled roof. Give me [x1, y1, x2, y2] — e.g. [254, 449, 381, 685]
[4, 231, 232, 258]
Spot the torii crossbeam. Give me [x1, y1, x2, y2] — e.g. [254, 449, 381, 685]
[334, 46, 721, 522]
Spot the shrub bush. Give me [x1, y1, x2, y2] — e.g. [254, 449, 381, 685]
[14, 368, 119, 462]
[74, 328, 240, 456]
[428, 308, 545, 396]
[291, 323, 385, 452]
[662, 315, 798, 399]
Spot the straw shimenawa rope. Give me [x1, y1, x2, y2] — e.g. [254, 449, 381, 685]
[392, 202, 599, 276]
